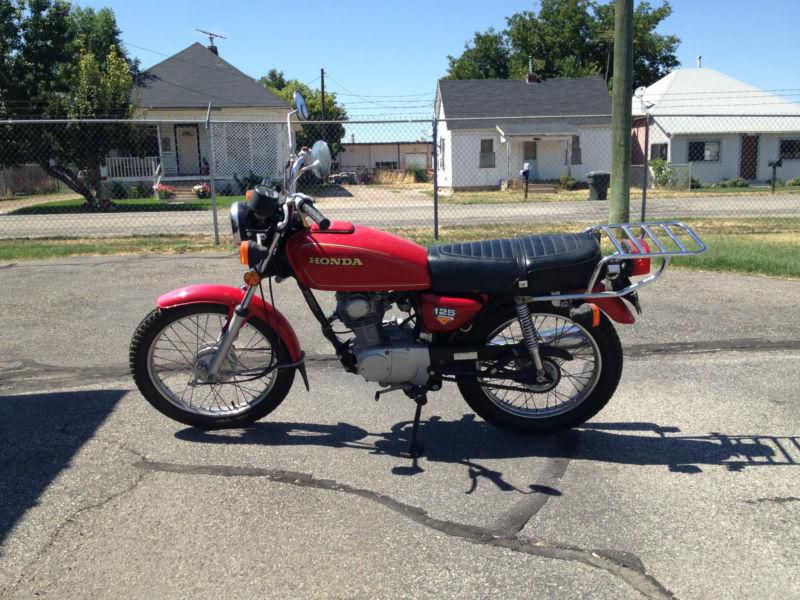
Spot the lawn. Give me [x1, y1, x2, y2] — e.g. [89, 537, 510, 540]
[1, 217, 798, 279]
[10, 195, 245, 215]
[433, 185, 800, 205]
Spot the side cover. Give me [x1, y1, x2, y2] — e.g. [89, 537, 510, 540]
[157, 285, 302, 361]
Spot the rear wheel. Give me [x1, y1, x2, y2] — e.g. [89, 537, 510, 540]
[456, 304, 622, 433]
[130, 303, 294, 428]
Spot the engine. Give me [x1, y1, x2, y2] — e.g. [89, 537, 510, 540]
[335, 292, 430, 386]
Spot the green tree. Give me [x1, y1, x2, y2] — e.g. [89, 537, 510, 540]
[445, 0, 679, 88]
[446, 29, 510, 80]
[259, 71, 348, 156]
[0, 0, 135, 207]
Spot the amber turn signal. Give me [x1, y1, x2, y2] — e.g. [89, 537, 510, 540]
[589, 302, 601, 327]
[243, 270, 261, 286]
[239, 241, 249, 266]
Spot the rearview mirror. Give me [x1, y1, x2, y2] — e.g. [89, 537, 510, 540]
[294, 91, 309, 120]
[310, 140, 331, 179]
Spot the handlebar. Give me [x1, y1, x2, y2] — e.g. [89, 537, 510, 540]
[294, 194, 330, 230]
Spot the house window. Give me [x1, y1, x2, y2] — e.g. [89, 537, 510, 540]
[479, 139, 495, 168]
[439, 137, 445, 169]
[523, 141, 537, 161]
[779, 139, 800, 160]
[161, 137, 172, 153]
[651, 143, 667, 160]
[570, 135, 581, 165]
[375, 161, 398, 170]
[688, 141, 720, 162]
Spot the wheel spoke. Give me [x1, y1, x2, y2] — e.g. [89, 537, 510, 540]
[478, 311, 602, 419]
[147, 311, 278, 418]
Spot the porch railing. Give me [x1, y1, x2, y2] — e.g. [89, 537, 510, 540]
[105, 156, 160, 179]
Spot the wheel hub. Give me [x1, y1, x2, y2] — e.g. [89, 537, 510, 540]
[193, 346, 237, 383]
[514, 358, 561, 393]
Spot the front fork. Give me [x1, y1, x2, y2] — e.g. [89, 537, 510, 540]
[205, 284, 258, 380]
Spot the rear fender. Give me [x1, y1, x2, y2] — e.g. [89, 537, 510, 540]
[594, 297, 636, 325]
[157, 285, 302, 361]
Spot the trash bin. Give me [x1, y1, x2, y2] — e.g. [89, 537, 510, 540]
[587, 171, 610, 200]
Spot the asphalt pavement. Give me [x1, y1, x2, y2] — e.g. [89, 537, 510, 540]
[1, 254, 799, 599]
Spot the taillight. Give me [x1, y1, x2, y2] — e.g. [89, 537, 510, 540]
[622, 239, 651, 276]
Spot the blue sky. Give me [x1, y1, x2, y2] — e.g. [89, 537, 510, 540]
[75, 0, 800, 118]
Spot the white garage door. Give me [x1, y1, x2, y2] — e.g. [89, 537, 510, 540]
[404, 153, 428, 168]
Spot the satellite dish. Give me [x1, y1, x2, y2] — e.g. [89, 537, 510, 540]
[294, 91, 309, 120]
[634, 86, 647, 98]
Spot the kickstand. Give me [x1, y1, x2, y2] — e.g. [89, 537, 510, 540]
[401, 390, 427, 458]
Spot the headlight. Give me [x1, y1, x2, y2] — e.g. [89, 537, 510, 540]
[230, 202, 249, 244]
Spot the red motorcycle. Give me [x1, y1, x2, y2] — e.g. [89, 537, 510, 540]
[130, 94, 705, 455]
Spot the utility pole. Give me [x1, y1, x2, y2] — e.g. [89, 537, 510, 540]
[609, 0, 633, 224]
[320, 68, 326, 120]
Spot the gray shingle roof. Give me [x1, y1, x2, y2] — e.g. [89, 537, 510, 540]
[438, 77, 611, 129]
[133, 43, 289, 110]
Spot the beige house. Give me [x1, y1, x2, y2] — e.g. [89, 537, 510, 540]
[102, 43, 291, 188]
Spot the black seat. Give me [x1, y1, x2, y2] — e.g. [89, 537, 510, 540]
[427, 233, 601, 295]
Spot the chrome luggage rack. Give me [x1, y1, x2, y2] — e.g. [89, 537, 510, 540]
[525, 221, 707, 302]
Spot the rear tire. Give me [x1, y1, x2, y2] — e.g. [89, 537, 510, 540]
[456, 304, 623, 434]
[130, 303, 295, 429]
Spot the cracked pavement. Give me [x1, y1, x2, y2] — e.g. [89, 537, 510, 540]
[1, 255, 799, 599]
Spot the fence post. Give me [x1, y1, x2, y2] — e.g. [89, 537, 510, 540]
[432, 117, 439, 240]
[641, 114, 650, 222]
[206, 103, 220, 245]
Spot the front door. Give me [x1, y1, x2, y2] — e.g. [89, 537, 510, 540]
[740, 135, 759, 180]
[175, 125, 200, 175]
[522, 140, 538, 179]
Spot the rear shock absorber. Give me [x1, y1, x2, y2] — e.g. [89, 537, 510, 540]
[514, 300, 546, 381]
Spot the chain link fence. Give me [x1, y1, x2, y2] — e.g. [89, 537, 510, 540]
[1, 115, 799, 242]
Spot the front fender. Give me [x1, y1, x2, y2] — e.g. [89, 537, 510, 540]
[594, 297, 636, 325]
[157, 284, 302, 361]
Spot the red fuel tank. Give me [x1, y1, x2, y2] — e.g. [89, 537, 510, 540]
[286, 222, 432, 291]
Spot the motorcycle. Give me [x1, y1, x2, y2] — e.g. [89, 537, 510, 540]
[130, 93, 706, 456]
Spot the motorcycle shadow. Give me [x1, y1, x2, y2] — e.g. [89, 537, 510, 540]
[175, 415, 796, 478]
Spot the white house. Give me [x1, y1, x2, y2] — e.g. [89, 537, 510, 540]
[102, 42, 292, 190]
[338, 141, 432, 172]
[632, 67, 800, 184]
[434, 76, 612, 190]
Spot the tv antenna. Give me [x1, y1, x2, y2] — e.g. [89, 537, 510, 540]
[196, 29, 227, 46]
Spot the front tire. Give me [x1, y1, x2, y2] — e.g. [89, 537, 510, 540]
[456, 304, 623, 434]
[130, 303, 295, 429]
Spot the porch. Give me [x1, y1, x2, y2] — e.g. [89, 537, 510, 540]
[101, 121, 288, 184]
[495, 124, 583, 183]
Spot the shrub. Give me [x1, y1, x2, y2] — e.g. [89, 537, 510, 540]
[719, 178, 749, 188]
[648, 159, 673, 188]
[769, 178, 785, 187]
[690, 177, 702, 189]
[220, 183, 234, 196]
[557, 174, 578, 190]
[787, 176, 800, 187]
[405, 164, 428, 182]
[233, 171, 263, 193]
[108, 180, 128, 199]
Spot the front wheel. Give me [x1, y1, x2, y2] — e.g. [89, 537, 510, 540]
[456, 304, 623, 434]
[130, 303, 295, 428]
